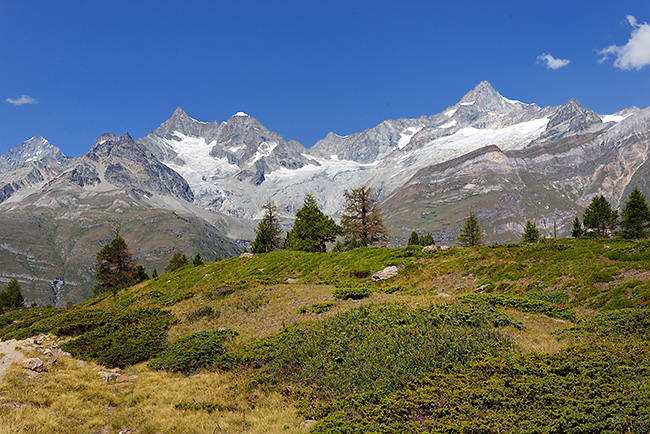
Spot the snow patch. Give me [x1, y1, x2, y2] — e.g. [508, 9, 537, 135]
[445, 108, 457, 117]
[460, 101, 475, 106]
[233, 112, 249, 117]
[397, 126, 425, 149]
[163, 131, 240, 190]
[439, 120, 457, 129]
[601, 113, 634, 123]
[248, 141, 278, 165]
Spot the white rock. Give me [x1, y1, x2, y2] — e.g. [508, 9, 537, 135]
[372, 266, 398, 281]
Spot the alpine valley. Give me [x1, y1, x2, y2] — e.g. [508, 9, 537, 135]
[2, 81, 649, 305]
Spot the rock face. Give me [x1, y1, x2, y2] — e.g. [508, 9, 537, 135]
[0, 136, 66, 174]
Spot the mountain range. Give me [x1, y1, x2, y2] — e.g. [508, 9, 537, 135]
[1, 81, 649, 305]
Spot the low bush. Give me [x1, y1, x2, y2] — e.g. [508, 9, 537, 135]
[61, 308, 176, 368]
[186, 306, 219, 323]
[568, 308, 650, 339]
[240, 304, 517, 400]
[149, 329, 238, 374]
[460, 293, 579, 321]
[174, 401, 237, 413]
[332, 285, 371, 300]
[310, 343, 650, 433]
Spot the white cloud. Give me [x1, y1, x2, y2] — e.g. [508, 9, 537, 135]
[536, 53, 570, 70]
[599, 15, 650, 70]
[6, 95, 38, 106]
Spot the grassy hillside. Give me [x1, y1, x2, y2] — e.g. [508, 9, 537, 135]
[1, 239, 649, 433]
[0, 196, 242, 306]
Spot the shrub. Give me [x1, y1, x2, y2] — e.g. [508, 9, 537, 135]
[240, 304, 517, 400]
[332, 286, 371, 300]
[460, 293, 579, 321]
[61, 308, 177, 368]
[175, 401, 237, 413]
[149, 329, 238, 374]
[186, 306, 219, 323]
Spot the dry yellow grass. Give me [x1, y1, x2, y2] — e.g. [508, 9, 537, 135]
[0, 353, 304, 434]
[503, 308, 575, 353]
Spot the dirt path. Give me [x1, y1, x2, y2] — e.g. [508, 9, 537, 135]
[0, 340, 24, 382]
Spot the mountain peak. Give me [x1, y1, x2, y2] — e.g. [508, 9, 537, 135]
[0, 136, 66, 173]
[460, 81, 500, 104]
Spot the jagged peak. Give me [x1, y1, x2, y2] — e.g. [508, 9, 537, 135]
[459, 81, 501, 104]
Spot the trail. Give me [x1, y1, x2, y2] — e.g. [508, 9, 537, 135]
[0, 340, 24, 381]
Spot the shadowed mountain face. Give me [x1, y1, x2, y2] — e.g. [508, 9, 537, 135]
[2, 81, 650, 304]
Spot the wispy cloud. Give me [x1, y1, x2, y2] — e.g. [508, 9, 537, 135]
[599, 16, 650, 70]
[536, 53, 570, 70]
[6, 95, 38, 106]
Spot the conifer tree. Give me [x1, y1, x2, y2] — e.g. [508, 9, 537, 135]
[420, 233, 435, 247]
[0, 278, 24, 309]
[252, 220, 274, 253]
[341, 185, 388, 246]
[620, 188, 650, 239]
[192, 253, 204, 266]
[284, 194, 342, 252]
[407, 231, 420, 246]
[522, 221, 541, 243]
[457, 212, 484, 247]
[166, 252, 189, 272]
[583, 195, 618, 238]
[151, 269, 159, 278]
[571, 217, 584, 238]
[252, 201, 283, 253]
[94, 228, 143, 294]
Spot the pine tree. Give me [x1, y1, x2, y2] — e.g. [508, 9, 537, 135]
[94, 229, 142, 294]
[620, 188, 650, 239]
[457, 212, 484, 247]
[0, 278, 24, 309]
[192, 253, 204, 266]
[420, 233, 435, 247]
[151, 269, 159, 278]
[522, 220, 541, 243]
[571, 217, 584, 238]
[407, 231, 420, 246]
[341, 185, 388, 246]
[252, 220, 274, 253]
[284, 194, 343, 252]
[583, 195, 618, 238]
[166, 252, 189, 272]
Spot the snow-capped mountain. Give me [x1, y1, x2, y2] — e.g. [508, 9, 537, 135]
[0, 136, 66, 174]
[3, 80, 650, 304]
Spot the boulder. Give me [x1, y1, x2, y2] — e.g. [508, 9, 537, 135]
[422, 245, 439, 252]
[19, 358, 44, 372]
[239, 252, 254, 258]
[372, 266, 398, 281]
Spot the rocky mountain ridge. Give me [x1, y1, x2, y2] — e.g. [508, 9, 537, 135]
[2, 80, 650, 304]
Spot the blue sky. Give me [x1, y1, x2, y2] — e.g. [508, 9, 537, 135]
[1, 0, 649, 157]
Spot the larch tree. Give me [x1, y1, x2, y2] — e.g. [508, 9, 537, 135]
[252, 201, 283, 253]
[340, 185, 388, 246]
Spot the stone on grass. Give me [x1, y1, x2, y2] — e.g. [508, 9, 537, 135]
[372, 266, 398, 282]
[19, 358, 44, 372]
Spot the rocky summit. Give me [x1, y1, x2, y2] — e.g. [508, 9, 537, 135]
[1, 81, 650, 304]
